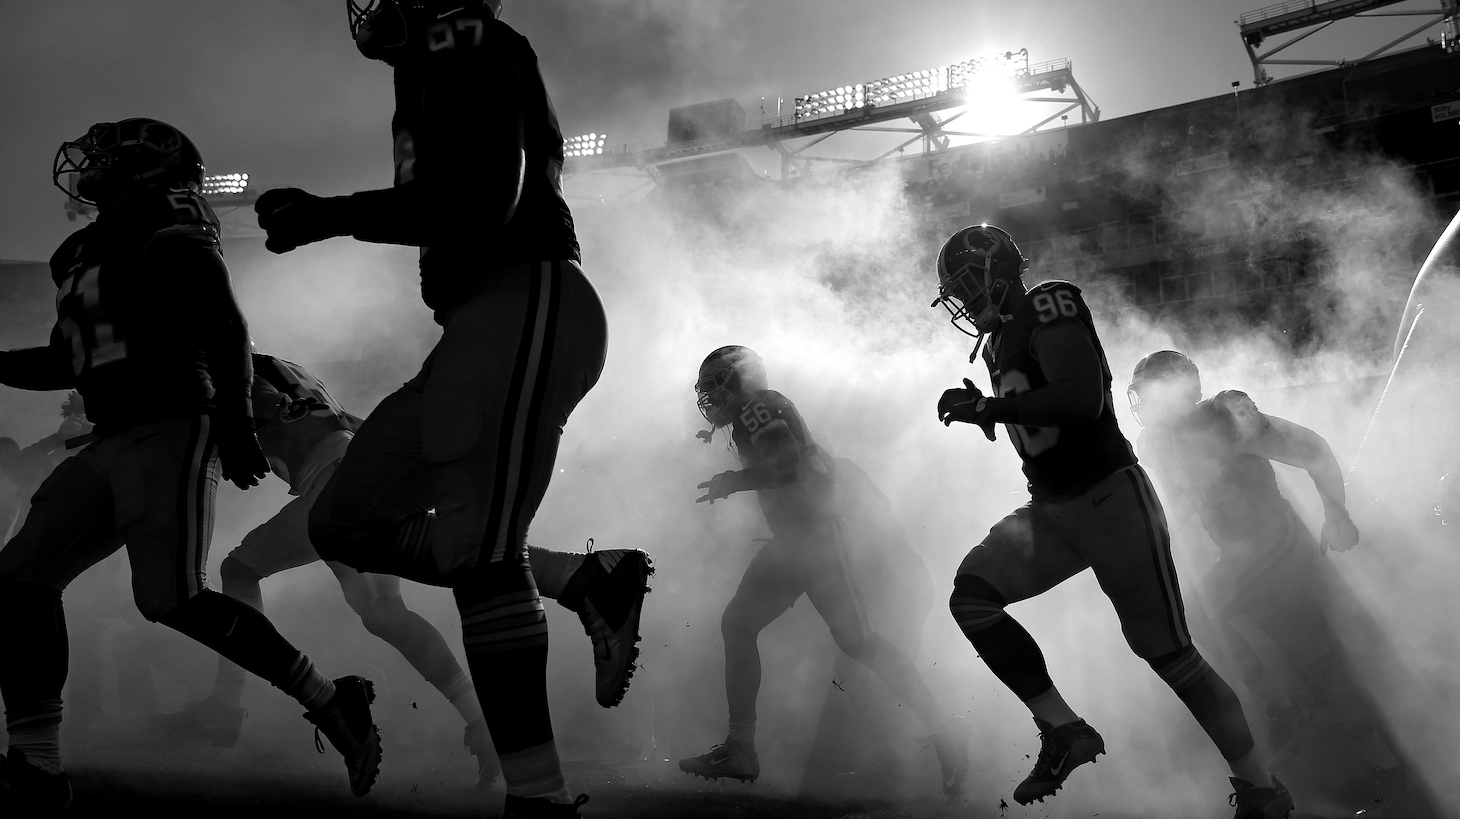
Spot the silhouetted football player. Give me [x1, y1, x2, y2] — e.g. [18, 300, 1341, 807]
[0, 119, 380, 812]
[933, 225, 1290, 817]
[254, 2, 627, 815]
[160, 354, 653, 789]
[1130, 351, 1421, 811]
[680, 346, 968, 796]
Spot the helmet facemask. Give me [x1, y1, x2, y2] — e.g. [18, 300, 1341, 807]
[695, 367, 741, 429]
[1127, 350, 1201, 427]
[932, 225, 1027, 362]
[52, 120, 203, 207]
[694, 346, 767, 429]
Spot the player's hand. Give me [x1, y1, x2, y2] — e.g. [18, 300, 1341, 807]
[1319, 512, 1359, 554]
[696, 470, 742, 504]
[212, 415, 271, 490]
[938, 378, 997, 440]
[255, 188, 350, 254]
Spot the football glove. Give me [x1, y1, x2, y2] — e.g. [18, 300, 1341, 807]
[1319, 512, 1359, 554]
[212, 414, 271, 490]
[696, 470, 747, 504]
[938, 378, 997, 440]
[255, 188, 351, 254]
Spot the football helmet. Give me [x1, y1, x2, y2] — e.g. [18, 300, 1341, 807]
[53, 118, 205, 207]
[695, 346, 767, 428]
[251, 354, 352, 433]
[348, 0, 498, 63]
[1127, 350, 1201, 426]
[932, 224, 1030, 343]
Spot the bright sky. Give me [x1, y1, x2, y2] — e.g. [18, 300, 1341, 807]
[0, 0, 1443, 261]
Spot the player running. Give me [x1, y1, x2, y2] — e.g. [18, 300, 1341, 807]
[1128, 351, 1414, 806]
[679, 346, 968, 796]
[253, 2, 619, 815]
[159, 354, 652, 787]
[0, 119, 379, 812]
[932, 225, 1291, 817]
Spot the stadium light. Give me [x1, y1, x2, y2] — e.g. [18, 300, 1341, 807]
[201, 172, 250, 197]
[564, 132, 607, 157]
[794, 48, 1029, 122]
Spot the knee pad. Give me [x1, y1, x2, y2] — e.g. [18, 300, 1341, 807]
[219, 556, 263, 595]
[949, 574, 1008, 635]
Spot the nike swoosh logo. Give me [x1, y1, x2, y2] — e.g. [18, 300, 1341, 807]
[1047, 752, 1069, 777]
[1092, 493, 1112, 507]
[224, 615, 239, 638]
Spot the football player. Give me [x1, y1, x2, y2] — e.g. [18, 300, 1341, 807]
[0, 119, 380, 812]
[1128, 351, 1410, 802]
[159, 354, 653, 788]
[253, 2, 618, 815]
[933, 225, 1290, 817]
[679, 346, 969, 796]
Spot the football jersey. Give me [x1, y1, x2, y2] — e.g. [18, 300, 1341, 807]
[389, 13, 579, 319]
[982, 281, 1137, 500]
[33, 190, 251, 434]
[728, 389, 837, 534]
[1148, 397, 1296, 548]
[253, 354, 354, 426]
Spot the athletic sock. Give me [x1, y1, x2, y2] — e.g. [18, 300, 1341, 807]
[499, 739, 569, 800]
[727, 720, 756, 747]
[1025, 687, 1081, 728]
[442, 670, 486, 726]
[215, 659, 247, 710]
[283, 656, 336, 711]
[7, 718, 63, 774]
[1228, 750, 1273, 787]
[527, 546, 585, 601]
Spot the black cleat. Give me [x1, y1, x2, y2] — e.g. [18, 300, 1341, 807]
[1229, 775, 1294, 819]
[679, 739, 759, 782]
[153, 695, 247, 747]
[1013, 718, 1105, 805]
[560, 548, 654, 708]
[304, 676, 383, 797]
[0, 750, 73, 813]
[503, 793, 589, 818]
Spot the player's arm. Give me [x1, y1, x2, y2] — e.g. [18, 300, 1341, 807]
[1218, 390, 1358, 552]
[0, 328, 75, 392]
[257, 51, 526, 251]
[988, 321, 1105, 426]
[159, 238, 270, 489]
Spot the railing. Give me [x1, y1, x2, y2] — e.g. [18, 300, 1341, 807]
[1239, 0, 1317, 27]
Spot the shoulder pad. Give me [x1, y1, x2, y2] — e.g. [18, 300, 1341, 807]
[1023, 280, 1089, 325]
[750, 389, 795, 414]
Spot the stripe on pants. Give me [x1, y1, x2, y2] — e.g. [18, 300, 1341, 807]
[1124, 466, 1189, 650]
[174, 416, 213, 605]
[487, 262, 558, 564]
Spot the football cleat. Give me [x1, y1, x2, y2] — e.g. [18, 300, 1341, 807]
[560, 548, 654, 708]
[1229, 775, 1294, 819]
[503, 792, 590, 818]
[0, 750, 73, 813]
[153, 696, 248, 747]
[303, 676, 382, 797]
[678, 739, 759, 782]
[1013, 718, 1105, 805]
[929, 718, 971, 798]
[464, 718, 500, 789]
